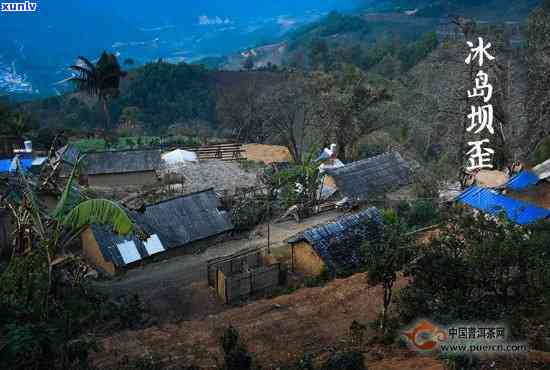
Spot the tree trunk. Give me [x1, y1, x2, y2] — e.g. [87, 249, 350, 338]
[381, 280, 394, 332]
[102, 97, 111, 133]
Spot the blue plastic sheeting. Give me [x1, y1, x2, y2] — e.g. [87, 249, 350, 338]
[505, 170, 540, 191]
[457, 186, 550, 225]
[0, 158, 34, 173]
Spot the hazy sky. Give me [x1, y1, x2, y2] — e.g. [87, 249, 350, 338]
[81, 0, 360, 24]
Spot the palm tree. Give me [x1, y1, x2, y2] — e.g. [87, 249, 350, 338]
[69, 51, 127, 132]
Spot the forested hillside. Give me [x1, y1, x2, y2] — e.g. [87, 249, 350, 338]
[360, 0, 540, 18]
[10, 0, 548, 168]
[21, 62, 217, 134]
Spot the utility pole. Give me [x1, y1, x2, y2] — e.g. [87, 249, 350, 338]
[267, 188, 271, 254]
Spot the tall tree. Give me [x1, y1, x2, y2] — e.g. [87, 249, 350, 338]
[525, 1, 550, 157]
[363, 217, 415, 332]
[257, 72, 320, 162]
[69, 51, 127, 132]
[316, 67, 392, 160]
[217, 76, 263, 142]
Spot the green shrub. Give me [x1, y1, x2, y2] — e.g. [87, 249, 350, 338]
[115, 294, 145, 329]
[407, 200, 439, 228]
[220, 326, 252, 370]
[322, 351, 366, 370]
[533, 136, 550, 165]
[440, 354, 481, 370]
[398, 211, 550, 339]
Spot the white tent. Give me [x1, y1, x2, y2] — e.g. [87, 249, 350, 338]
[161, 149, 198, 167]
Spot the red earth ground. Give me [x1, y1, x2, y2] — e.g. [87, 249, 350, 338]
[93, 273, 445, 369]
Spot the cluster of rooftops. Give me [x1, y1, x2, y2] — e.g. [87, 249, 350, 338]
[3, 139, 550, 275]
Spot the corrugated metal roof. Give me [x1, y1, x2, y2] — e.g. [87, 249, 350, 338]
[0, 157, 35, 173]
[91, 189, 234, 268]
[289, 208, 383, 274]
[84, 149, 161, 175]
[505, 170, 540, 191]
[456, 186, 550, 225]
[325, 152, 411, 204]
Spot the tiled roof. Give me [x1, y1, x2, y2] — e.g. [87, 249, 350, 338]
[288, 208, 383, 274]
[92, 189, 234, 267]
[84, 149, 161, 175]
[325, 152, 411, 203]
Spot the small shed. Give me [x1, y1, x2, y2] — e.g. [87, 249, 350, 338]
[83, 149, 162, 187]
[207, 249, 282, 304]
[324, 152, 412, 205]
[287, 208, 383, 277]
[82, 189, 234, 274]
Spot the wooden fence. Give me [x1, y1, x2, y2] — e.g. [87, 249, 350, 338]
[207, 248, 282, 304]
[183, 143, 246, 161]
[207, 248, 263, 287]
[156, 143, 246, 161]
[217, 264, 281, 304]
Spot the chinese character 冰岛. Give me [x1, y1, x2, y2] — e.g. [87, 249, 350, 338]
[467, 104, 495, 135]
[468, 70, 493, 102]
[465, 37, 495, 67]
[467, 139, 495, 170]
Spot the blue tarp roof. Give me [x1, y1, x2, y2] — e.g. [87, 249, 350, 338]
[456, 186, 550, 225]
[505, 170, 540, 191]
[0, 158, 33, 173]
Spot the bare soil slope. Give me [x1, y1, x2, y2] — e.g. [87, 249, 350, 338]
[93, 273, 440, 369]
[244, 144, 291, 164]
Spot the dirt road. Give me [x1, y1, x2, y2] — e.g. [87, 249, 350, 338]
[93, 211, 342, 320]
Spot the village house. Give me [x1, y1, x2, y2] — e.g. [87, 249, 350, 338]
[287, 208, 383, 277]
[82, 149, 162, 187]
[456, 160, 550, 225]
[322, 151, 412, 206]
[82, 188, 234, 275]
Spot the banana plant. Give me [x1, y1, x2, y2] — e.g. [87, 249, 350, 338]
[3, 156, 136, 318]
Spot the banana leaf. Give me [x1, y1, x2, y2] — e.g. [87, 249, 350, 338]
[62, 199, 134, 235]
